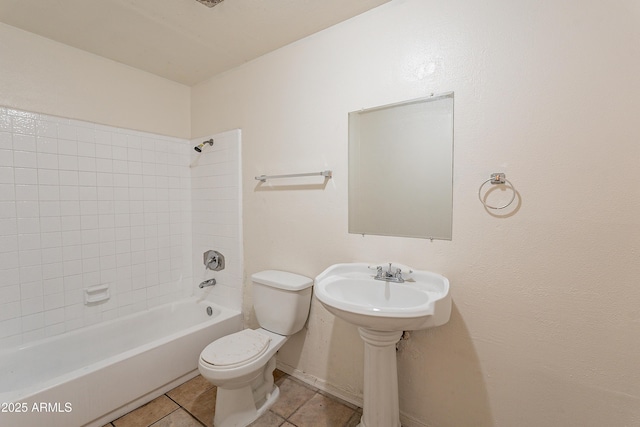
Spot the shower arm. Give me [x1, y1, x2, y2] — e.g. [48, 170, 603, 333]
[194, 139, 214, 152]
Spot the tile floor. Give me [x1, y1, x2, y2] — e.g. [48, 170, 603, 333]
[104, 370, 362, 427]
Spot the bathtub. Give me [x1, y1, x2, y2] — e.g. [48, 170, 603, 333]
[0, 297, 242, 427]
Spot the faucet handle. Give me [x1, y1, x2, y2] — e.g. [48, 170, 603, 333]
[368, 265, 384, 278]
[203, 250, 225, 271]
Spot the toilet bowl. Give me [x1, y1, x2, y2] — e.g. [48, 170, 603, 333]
[198, 270, 313, 427]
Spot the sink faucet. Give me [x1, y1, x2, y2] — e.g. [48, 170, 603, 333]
[373, 263, 404, 283]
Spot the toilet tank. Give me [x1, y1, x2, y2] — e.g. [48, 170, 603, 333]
[252, 270, 313, 335]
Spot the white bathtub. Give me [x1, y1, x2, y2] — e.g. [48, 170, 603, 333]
[0, 297, 242, 427]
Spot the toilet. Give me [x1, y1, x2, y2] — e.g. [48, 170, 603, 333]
[198, 270, 313, 427]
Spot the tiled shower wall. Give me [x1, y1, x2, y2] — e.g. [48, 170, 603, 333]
[0, 107, 193, 347]
[191, 130, 243, 312]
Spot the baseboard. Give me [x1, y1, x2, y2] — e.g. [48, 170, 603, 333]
[398, 411, 431, 427]
[275, 361, 363, 408]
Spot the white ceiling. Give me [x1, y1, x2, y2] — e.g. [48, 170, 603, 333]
[0, 0, 390, 86]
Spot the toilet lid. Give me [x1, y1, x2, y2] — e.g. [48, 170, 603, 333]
[201, 329, 271, 367]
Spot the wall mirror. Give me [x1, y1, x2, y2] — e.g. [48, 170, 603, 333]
[348, 92, 453, 240]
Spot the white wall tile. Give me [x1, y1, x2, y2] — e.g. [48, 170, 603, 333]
[191, 130, 242, 311]
[38, 169, 60, 185]
[97, 200, 114, 214]
[76, 127, 95, 143]
[36, 121, 57, 139]
[0, 301, 21, 323]
[0, 166, 13, 183]
[0, 107, 195, 346]
[77, 142, 96, 157]
[37, 137, 58, 153]
[59, 201, 80, 216]
[57, 124, 77, 141]
[15, 184, 39, 201]
[58, 140, 78, 156]
[0, 149, 15, 166]
[59, 186, 80, 201]
[18, 233, 40, 250]
[0, 317, 21, 339]
[81, 215, 99, 230]
[11, 151, 34, 169]
[43, 278, 64, 296]
[0, 183, 15, 200]
[78, 156, 96, 172]
[95, 144, 112, 159]
[20, 281, 43, 299]
[42, 262, 63, 280]
[19, 249, 42, 267]
[13, 134, 37, 151]
[0, 219, 18, 236]
[58, 154, 79, 171]
[44, 323, 65, 337]
[37, 152, 58, 169]
[59, 170, 79, 186]
[0, 292, 17, 313]
[15, 201, 38, 217]
[94, 130, 111, 145]
[44, 308, 64, 326]
[0, 235, 18, 253]
[0, 132, 13, 150]
[40, 217, 61, 233]
[17, 218, 40, 234]
[39, 185, 60, 201]
[40, 232, 62, 249]
[40, 201, 61, 217]
[0, 200, 17, 219]
[21, 296, 43, 316]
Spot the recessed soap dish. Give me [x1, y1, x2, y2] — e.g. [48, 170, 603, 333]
[84, 284, 110, 304]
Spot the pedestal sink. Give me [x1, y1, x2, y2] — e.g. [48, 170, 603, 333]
[314, 263, 451, 427]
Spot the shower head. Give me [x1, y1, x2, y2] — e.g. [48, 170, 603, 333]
[194, 139, 214, 152]
[195, 0, 224, 8]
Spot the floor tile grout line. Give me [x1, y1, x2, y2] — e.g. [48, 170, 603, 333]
[282, 389, 319, 425]
[164, 393, 180, 407]
[162, 392, 207, 427]
[178, 406, 208, 427]
[149, 406, 179, 427]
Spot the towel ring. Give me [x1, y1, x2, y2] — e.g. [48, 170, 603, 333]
[478, 173, 516, 210]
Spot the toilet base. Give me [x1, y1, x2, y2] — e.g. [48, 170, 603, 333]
[212, 356, 280, 427]
[214, 384, 280, 427]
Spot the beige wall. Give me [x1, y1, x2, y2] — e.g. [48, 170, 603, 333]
[0, 22, 190, 138]
[192, 0, 640, 426]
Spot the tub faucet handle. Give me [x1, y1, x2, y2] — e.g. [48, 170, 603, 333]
[203, 250, 225, 271]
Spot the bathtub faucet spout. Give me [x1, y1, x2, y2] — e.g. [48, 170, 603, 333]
[199, 278, 216, 288]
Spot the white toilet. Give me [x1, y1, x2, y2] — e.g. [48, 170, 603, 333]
[198, 270, 313, 427]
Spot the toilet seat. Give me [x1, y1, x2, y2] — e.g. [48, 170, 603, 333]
[201, 329, 271, 369]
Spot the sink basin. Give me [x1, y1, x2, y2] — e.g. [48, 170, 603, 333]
[314, 263, 451, 331]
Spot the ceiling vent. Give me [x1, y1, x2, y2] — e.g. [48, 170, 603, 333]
[195, 0, 224, 7]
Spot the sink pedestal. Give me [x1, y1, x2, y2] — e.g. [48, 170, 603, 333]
[357, 328, 403, 427]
